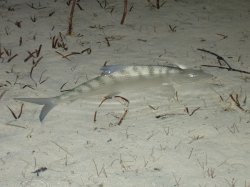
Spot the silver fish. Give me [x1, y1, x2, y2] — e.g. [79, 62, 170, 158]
[15, 64, 212, 122]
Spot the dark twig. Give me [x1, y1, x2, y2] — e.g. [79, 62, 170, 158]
[55, 51, 71, 61]
[18, 104, 24, 118]
[4, 48, 11, 56]
[0, 90, 7, 100]
[120, 0, 128, 25]
[36, 44, 42, 57]
[39, 70, 49, 84]
[94, 95, 129, 125]
[7, 106, 18, 119]
[169, 25, 177, 32]
[188, 107, 200, 116]
[26, 3, 47, 10]
[229, 94, 247, 112]
[15, 21, 22, 28]
[30, 15, 37, 22]
[32, 167, 47, 176]
[197, 48, 232, 69]
[60, 82, 74, 92]
[49, 11, 55, 17]
[7, 54, 18, 62]
[156, 0, 160, 9]
[24, 51, 36, 62]
[198, 48, 250, 75]
[56, 48, 91, 60]
[117, 109, 128, 125]
[201, 64, 250, 74]
[7, 104, 24, 119]
[105, 37, 110, 47]
[52, 33, 68, 50]
[155, 113, 185, 119]
[67, 0, 77, 35]
[19, 37, 22, 46]
[30, 57, 43, 86]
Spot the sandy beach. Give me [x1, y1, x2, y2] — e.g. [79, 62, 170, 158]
[0, 0, 250, 186]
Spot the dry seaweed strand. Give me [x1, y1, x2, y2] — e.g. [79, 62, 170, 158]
[94, 95, 129, 125]
[156, 0, 160, 9]
[7, 104, 24, 119]
[32, 167, 47, 176]
[56, 48, 91, 60]
[30, 56, 43, 86]
[198, 48, 250, 75]
[185, 106, 200, 116]
[229, 93, 248, 112]
[26, 3, 47, 10]
[67, 0, 77, 35]
[7, 53, 18, 62]
[120, 0, 128, 25]
[39, 70, 49, 84]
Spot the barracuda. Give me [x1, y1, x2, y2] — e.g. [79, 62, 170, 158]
[15, 64, 212, 122]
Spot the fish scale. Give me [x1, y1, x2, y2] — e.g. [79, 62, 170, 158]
[15, 64, 212, 123]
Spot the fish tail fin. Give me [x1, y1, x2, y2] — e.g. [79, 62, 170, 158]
[14, 97, 59, 122]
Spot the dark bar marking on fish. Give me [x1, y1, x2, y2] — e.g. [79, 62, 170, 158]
[148, 66, 154, 75]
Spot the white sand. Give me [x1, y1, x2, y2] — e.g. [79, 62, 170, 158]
[0, 0, 250, 186]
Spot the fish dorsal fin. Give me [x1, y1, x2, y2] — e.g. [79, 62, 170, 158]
[100, 65, 127, 75]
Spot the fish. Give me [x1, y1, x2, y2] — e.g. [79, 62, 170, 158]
[15, 64, 212, 122]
